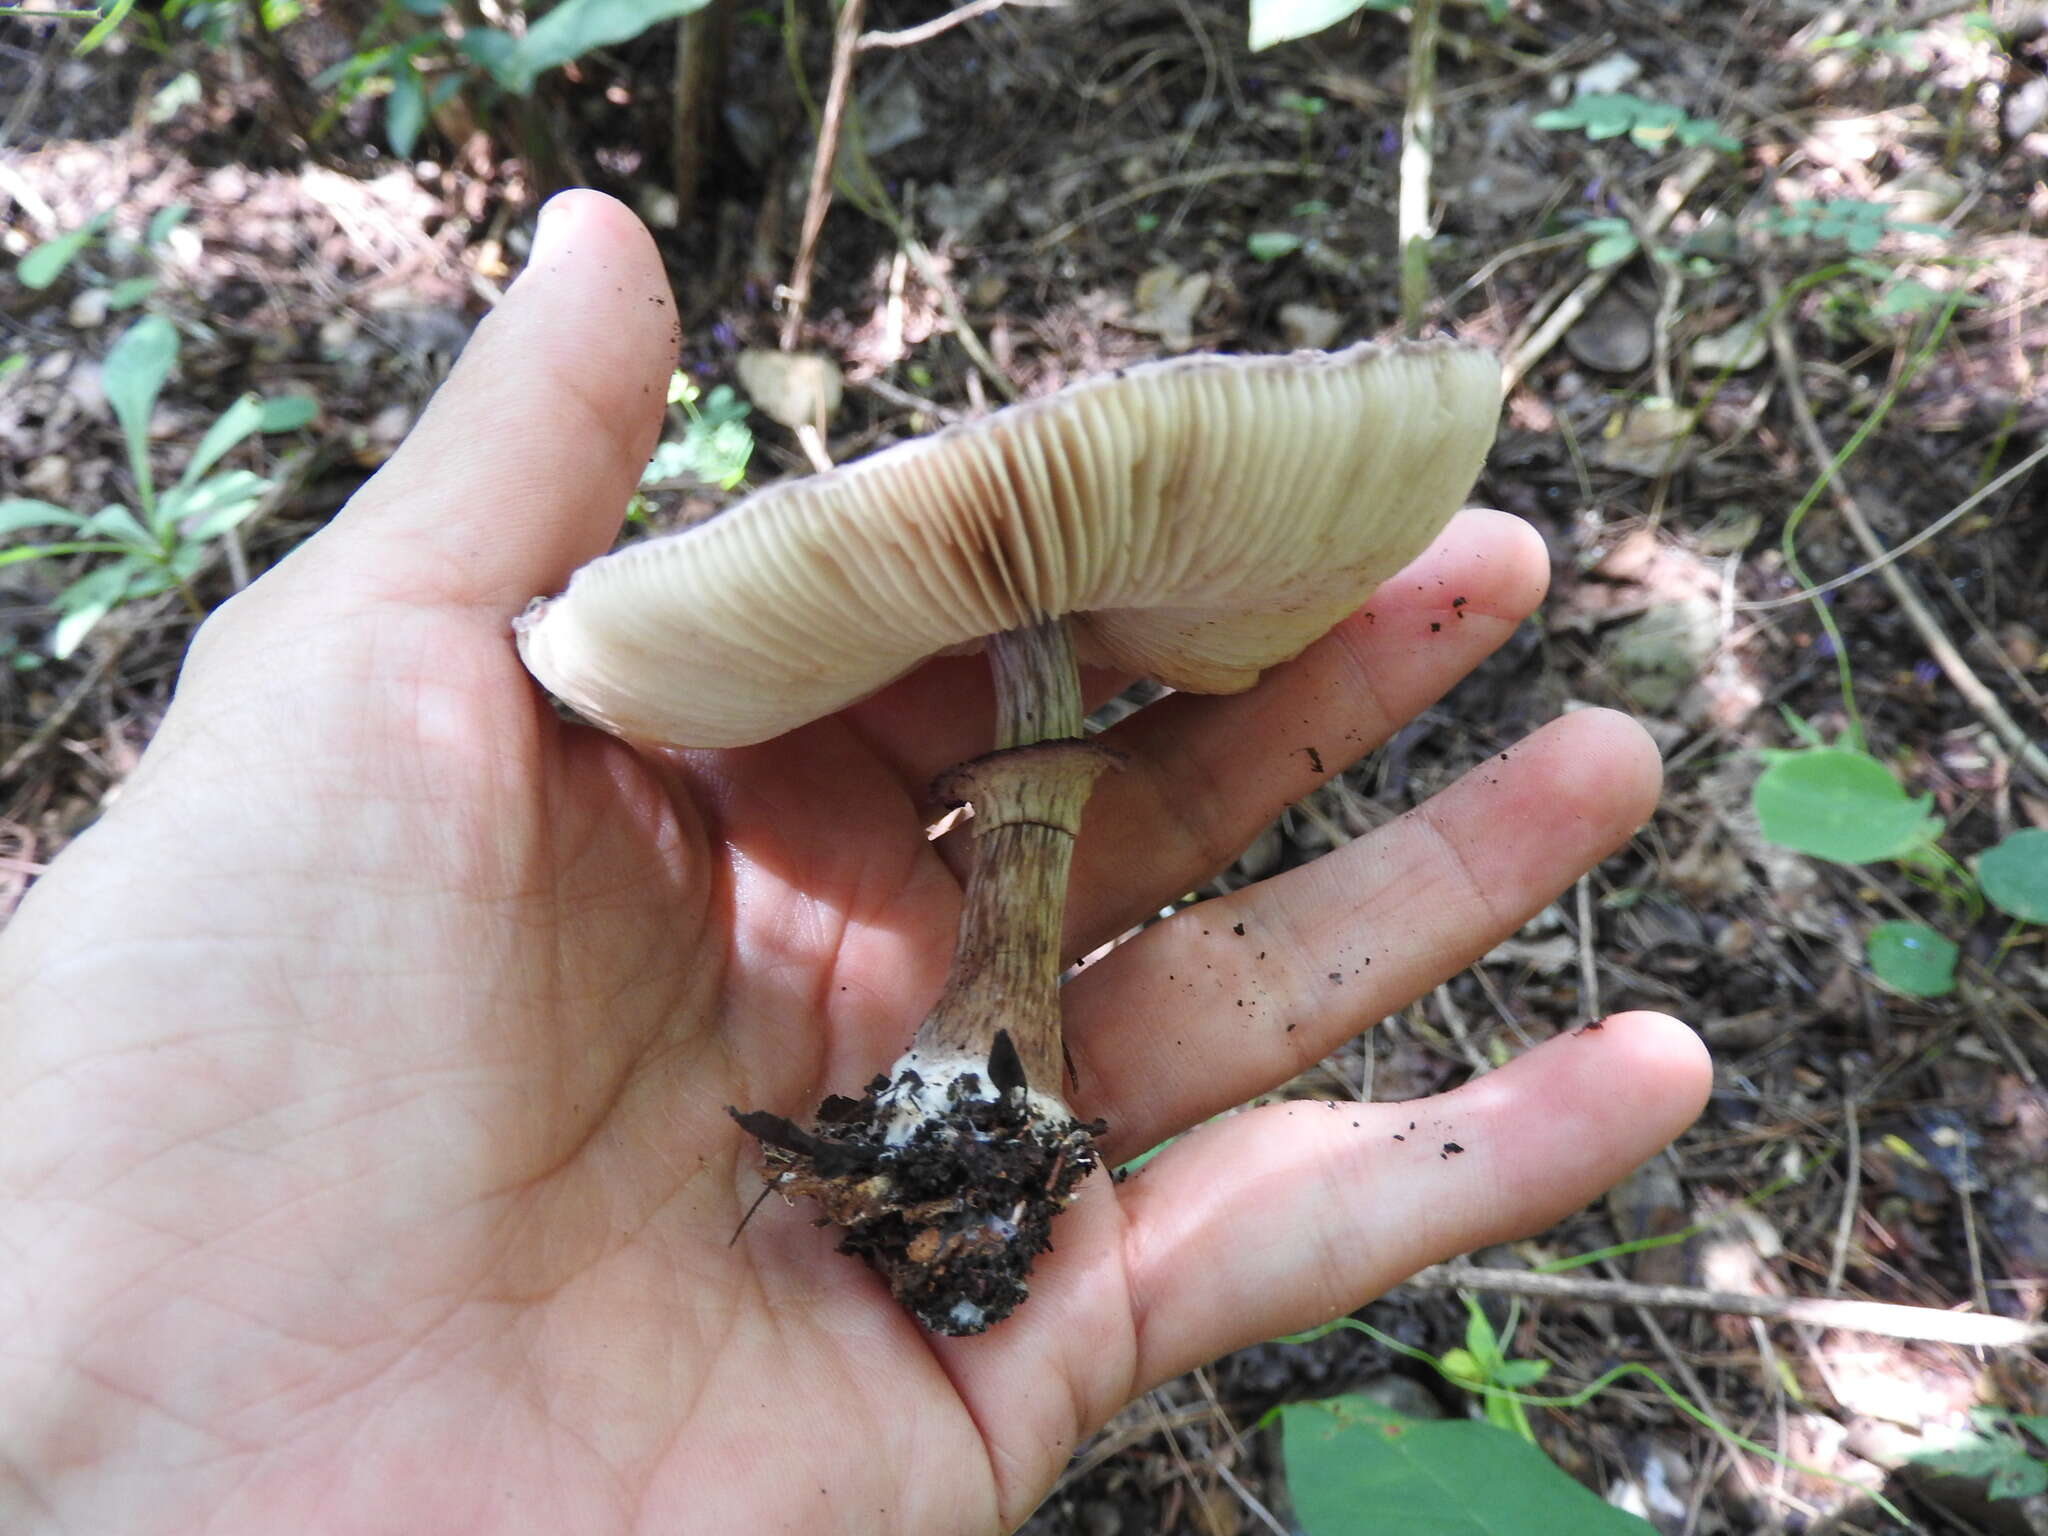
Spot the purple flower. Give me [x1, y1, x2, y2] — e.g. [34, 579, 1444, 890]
[1814, 632, 1837, 659]
[1379, 126, 1399, 156]
[1914, 660, 1940, 685]
[712, 321, 736, 350]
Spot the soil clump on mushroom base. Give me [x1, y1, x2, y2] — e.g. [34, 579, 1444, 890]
[733, 1052, 1105, 1335]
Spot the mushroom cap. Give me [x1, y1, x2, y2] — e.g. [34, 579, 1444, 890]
[517, 338, 1501, 748]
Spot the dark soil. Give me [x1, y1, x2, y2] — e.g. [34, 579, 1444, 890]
[732, 1048, 1103, 1336]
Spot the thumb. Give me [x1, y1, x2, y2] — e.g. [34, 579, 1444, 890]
[293, 190, 678, 613]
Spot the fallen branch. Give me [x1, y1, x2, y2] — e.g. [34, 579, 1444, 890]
[778, 0, 865, 351]
[1403, 1264, 2048, 1349]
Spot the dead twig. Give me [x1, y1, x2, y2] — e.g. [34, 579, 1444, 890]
[856, 0, 1062, 51]
[1031, 160, 1317, 252]
[1402, 1264, 2048, 1348]
[1762, 275, 2048, 787]
[779, 0, 866, 351]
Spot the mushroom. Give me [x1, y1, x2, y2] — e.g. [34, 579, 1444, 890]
[516, 338, 1502, 1335]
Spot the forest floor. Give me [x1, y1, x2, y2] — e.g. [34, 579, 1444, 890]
[4, 0, 2047, 1531]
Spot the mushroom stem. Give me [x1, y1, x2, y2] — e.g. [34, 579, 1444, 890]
[729, 618, 1120, 1335]
[990, 616, 1083, 749]
[911, 618, 1112, 1094]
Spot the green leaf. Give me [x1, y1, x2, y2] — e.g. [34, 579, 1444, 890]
[103, 315, 179, 508]
[145, 202, 192, 249]
[148, 70, 204, 124]
[1247, 230, 1303, 262]
[1248, 0, 1369, 50]
[1911, 1420, 2048, 1502]
[456, 26, 526, 88]
[1751, 748, 1941, 864]
[257, 393, 319, 432]
[104, 275, 159, 310]
[1281, 1397, 1658, 1534]
[1979, 829, 2048, 922]
[82, 504, 155, 547]
[0, 499, 86, 536]
[1463, 1305, 1499, 1362]
[1865, 921, 1958, 998]
[176, 394, 266, 496]
[52, 599, 117, 660]
[385, 61, 427, 158]
[175, 470, 271, 536]
[0, 541, 132, 571]
[50, 558, 145, 659]
[513, 0, 713, 87]
[75, 0, 138, 53]
[1585, 231, 1638, 269]
[17, 213, 109, 290]
[1533, 93, 1734, 154]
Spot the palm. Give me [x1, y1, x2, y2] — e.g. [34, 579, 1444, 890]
[0, 194, 1710, 1535]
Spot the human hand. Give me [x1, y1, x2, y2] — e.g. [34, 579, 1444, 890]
[0, 192, 1710, 1534]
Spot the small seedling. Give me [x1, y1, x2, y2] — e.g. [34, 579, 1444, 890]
[1759, 198, 1947, 254]
[1575, 214, 1641, 270]
[1438, 1298, 1550, 1441]
[1911, 1409, 2048, 1501]
[13, 203, 191, 311]
[1534, 92, 1740, 153]
[316, 0, 717, 156]
[1751, 736, 2047, 998]
[0, 314, 315, 657]
[638, 371, 754, 493]
[1246, 230, 1305, 262]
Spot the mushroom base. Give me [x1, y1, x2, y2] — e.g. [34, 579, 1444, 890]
[731, 1067, 1103, 1336]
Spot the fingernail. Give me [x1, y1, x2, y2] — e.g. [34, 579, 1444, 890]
[532, 192, 574, 265]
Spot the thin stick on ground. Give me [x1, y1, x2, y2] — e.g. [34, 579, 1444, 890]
[779, 0, 866, 351]
[1762, 275, 2048, 786]
[1401, 1264, 2048, 1348]
[1031, 160, 1316, 251]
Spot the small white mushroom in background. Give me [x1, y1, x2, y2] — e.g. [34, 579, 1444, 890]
[517, 338, 1502, 1334]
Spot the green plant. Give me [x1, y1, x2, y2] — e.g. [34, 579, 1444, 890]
[1573, 215, 1641, 270]
[637, 370, 754, 494]
[1534, 92, 1740, 153]
[1438, 1298, 1550, 1442]
[1759, 198, 1946, 254]
[1278, 1393, 1655, 1534]
[1273, 1314, 1913, 1527]
[14, 203, 190, 310]
[1751, 741, 2047, 998]
[317, 0, 715, 158]
[1910, 1409, 2048, 1500]
[69, 0, 299, 57]
[0, 315, 315, 657]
